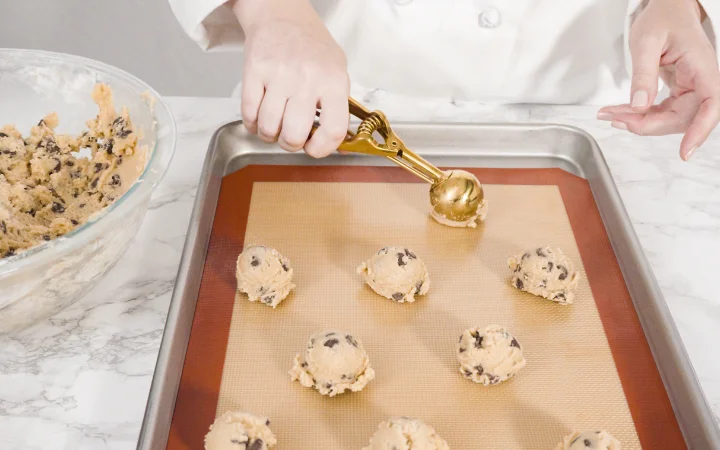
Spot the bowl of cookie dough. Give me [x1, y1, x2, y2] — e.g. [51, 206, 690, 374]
[0, 49, 176, 334]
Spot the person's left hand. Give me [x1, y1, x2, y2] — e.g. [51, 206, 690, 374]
[597, 0, 720, 161]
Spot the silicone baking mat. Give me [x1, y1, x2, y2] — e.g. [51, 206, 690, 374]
[167, 165, 684, 449]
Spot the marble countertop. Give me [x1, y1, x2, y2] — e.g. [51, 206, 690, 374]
[1, 93, 719, 449]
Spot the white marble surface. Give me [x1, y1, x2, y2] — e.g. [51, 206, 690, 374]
[1, 93, 719, 449]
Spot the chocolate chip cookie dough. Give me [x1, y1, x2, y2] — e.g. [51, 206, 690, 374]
[363, 417, 449, 450]
[289, 329, 375, 397]
[235, 245, 295, 308]
[357, 246, 430, 303]
[457, 325, 526, 386]
[508, 246, 580, 304]
[555, 430, 621, 450]
[204, 410, 277, 450]
[0, 83, 145, 259]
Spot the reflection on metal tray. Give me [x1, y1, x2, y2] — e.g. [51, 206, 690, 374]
[138, 122, 720, 450]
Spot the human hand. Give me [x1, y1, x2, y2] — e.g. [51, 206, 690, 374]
[597, 0, 719, 161]
[233, 0, 350, 157]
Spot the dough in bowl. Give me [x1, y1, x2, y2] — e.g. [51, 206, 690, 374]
[204, 410, 276, 450]
[235, 245, 295, 308]
[289, 329, 375, 397]
[357, 246, 430, 303]
[363, 416, 449, 450]
[508, 246, 579, 304]
[457, 325, 526, 385]
[555, 430, 621, 450]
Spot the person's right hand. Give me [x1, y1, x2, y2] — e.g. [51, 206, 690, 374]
[233, 0, 350, 158]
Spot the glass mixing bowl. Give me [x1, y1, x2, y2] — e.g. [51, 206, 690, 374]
[0, 49, 176, 334]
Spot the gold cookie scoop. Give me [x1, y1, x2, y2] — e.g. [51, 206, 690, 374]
[310, 98, 486, 227]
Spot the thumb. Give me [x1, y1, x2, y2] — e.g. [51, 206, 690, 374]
[629, 32, 664, 111]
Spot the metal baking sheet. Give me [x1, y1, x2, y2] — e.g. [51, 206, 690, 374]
[138, 122, 720, 449]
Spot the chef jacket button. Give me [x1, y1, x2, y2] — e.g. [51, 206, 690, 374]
[478, 8, 501, 28]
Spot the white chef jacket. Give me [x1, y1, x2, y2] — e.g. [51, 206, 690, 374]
[170, 0, 720, 106]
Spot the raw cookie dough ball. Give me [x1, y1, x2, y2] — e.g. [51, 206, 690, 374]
[289, 329, 375, 397]
[357, 246, 430, 303]
[363, 417, 449, 450]
[555, 430, 621, 450]
[508, 246, 579, 304]
[235, 245, 295, 308]
[204, 410, 277, 450]
[457, 325, 526, 385]
[430, 169, 488, 228]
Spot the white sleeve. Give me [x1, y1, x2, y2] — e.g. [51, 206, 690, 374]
[168, 0, 245, 51]
[625, 0, 720, 76]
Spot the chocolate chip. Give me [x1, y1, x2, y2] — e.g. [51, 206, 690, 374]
[43, 235, 50, 241]
[392, 292, 404, 301]
[558, 265, 568, 280]
[70, 171, 81, 179]
[71, 219, 79, 225]
[79, 203, 85, 208]
[325, 383, 332, 389]
[116, 156, 123, 166]
[326, 332, 336, 336]
[28, 209, 36, 217]
[37, 119, 45, 126]
[229, 439, 243, 445]
[378, 247, 389, 254]
[555, 293, 566, 301]
[94, 162, 104, 173]
[281, 262, 290, 272]
[415, 280, 423, 293]
[324, 339, 339, 348]
[301, 362, 308, 368]
[341, 374, 347, 380]
[262, 294, 275, 304]
[310, 338, 315, 345]
[118, 129, 131, 138]
[110, 174, 121, 186]
[546, 261, 554, 272]
[396, 253, 406, 266]
[475, 365, 484, 375]
[250, 256, 260, 267]
[522, 252, 530, 260]
[52, 159, 61, 174]
[90, 178, 99, 189]
[1, 150, 17, 156]
[266, 419, 271, 426]
[5, 248, 16, 257]
[0, 132, 7, 137]
[0, 221, 5, 234]
[536, 248, 546, 257]
[474, 334, 483, 349]
[463, 369, 473, 378]
[459, 347, 466, 353]
[248, 440, 263, 450]
[345, 335, 358, 347]
[104, 139, 114, 154]
[404, 248, 416, 259]
[51, 202, 65, 213]
[487, 374, 500, 384]
[584, 439, 591, 447]
[515, 278, 524, 290]
[510, 338, 520, 349]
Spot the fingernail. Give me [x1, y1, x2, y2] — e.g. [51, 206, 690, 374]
[597, 112, 613, 120]
[684, 146, 697, 161]
[631, 90, 648, 108]
[611, 121, 628, 131]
